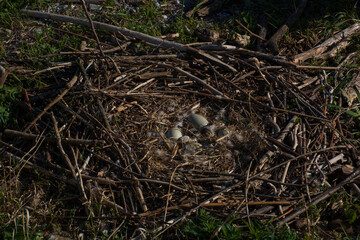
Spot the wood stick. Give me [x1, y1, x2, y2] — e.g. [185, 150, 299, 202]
[137, 200, 295, 217]
[51, 112, 78, 181]
[4, 129, 105, 145]
[294, 23, 360, 63]
[265, 0, 308, 55]
[198, 45, 296, 68]
[102, 198, 136, 217]
[1, 151, 77, 186]
[80, 0, 110, 65]
[258, 116, 298, 171]
[21, 9, 237, 73]
[24, 71, 79, 132]
[235, 20, 266, 41]
[158, 63, 228, 98]
[278, 167, 360, 226]
[133, 176, 148, 212]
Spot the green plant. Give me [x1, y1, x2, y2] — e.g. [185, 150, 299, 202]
[245, 219, 299, 240]
[344, 196, 360, 224]
[0, 213, 45, 240]
[327, 86, 360, 120]
[181, 209, 299, 240]
[0, 86, 20, 128]
[183, 209, 225, 239]
[106, 1, 163, 36]
[319, 192, 360, 237]
[0, 0, 53, 30]
[341, 229, 360, 240]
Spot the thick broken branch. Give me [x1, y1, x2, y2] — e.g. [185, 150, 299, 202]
[265, 0, 308, 55]
[294, 23, 360, 63]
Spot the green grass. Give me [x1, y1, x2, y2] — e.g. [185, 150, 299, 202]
[105, 0, 206, 43]
[179, 209, 299, 240]
[0, 0, 52, 28]
[105, 1, 163, 36]
[1, 218, 45, 240]
[0, 86, 20, 129]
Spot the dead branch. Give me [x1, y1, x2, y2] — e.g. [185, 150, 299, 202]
[20, 9, 237, 73]
[4, 129, 105, 145]
[278, 167, 360, 226]
[258, 116, 298, 171]
[235, 20, 265, 41]
[24, 71, 80, 132]
[158, 63, 228, 98]
[80, 0, 109, 65]
[294, 23, 360, 63]
[265, 0, 308, 55]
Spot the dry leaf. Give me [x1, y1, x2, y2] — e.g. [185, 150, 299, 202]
[116, 101, 137, 112]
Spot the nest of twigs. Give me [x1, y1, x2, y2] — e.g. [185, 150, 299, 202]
[1, 1, 360, 239]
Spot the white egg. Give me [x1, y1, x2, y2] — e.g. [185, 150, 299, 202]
[166, 127, 182, 140]
[188, 113, 209, 129]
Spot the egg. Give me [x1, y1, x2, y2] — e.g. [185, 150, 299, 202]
[166, 127, 182, 140]
[188, 113, 209, 129]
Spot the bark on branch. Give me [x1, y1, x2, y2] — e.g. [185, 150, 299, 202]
[21, 9, 237, 73]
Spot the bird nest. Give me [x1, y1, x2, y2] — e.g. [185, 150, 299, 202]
[1, 2, 360, 238]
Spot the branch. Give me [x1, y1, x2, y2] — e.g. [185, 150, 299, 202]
[4, 129, 105, 145]
[265, 0, 308, 55]
[21, 9, 237, 73]
[24, 71, 79, 132]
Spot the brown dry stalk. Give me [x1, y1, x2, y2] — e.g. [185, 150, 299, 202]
[24, 71, 80, 132]
[235, 20, 266, 41]
[80, 0, 110, 65]
[158, 63, 228, 98]
[4, 129, 105, 145]
[137, 201, 295, 218]
[258, 115, 298, 171]
[51, 112, 78, 179]
[278, 167, 360, 226]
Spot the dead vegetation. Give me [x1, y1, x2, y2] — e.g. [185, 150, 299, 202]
[1, 0, 360, 239]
